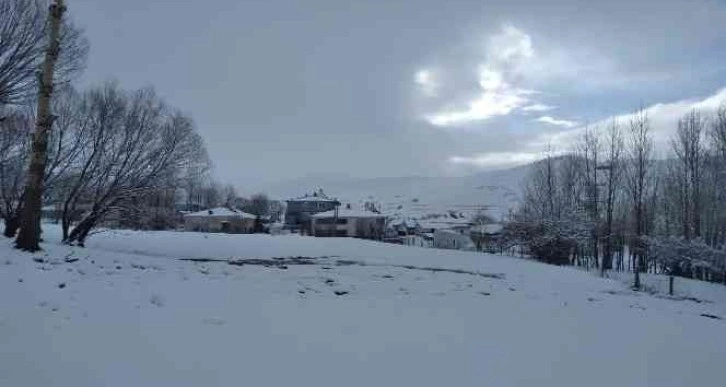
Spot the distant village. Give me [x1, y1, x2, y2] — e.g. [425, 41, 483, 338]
[172, 189, 503, 253]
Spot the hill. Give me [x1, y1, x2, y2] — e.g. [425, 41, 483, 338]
[266, 164, 531, 220]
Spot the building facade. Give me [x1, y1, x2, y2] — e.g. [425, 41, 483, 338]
[311, 207, 386, 239]
[284, 190, 340, 233]
[433, 228, 476, 250]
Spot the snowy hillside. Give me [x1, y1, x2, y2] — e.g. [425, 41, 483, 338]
[2, 225, 726, 387]
[265, 165, 529, 220]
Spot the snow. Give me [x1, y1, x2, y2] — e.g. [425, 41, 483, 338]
[2, 224, 726, 387]
[183, 207, 256, 218]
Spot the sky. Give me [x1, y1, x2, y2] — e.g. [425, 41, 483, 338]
[72, 0, 726, 193]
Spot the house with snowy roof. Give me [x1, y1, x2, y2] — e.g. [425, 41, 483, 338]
[284, 189, 340, 233]
[385, 216, 421, 237]
[311, 204, 386, 239]
[183, 207, 256, 233]
[433, 229, 476, 250]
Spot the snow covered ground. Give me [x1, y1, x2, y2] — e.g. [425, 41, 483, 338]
[2, 224, 725, 387]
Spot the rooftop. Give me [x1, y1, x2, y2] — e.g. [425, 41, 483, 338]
[312, 208, 386, 219]
[184, 207, 256, 219]
[287, 189, 339, 203]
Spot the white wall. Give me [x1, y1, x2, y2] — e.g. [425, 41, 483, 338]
[433, 229, 474, 250]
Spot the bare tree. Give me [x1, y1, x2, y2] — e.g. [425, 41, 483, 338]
[15, 0, 66, 251]
[626, 108, 652, 289]
[0, 0, 44, 106]
[707, 103, 726, 247]
[0, 0, 88, 107]
[245, 193, 270, 233]
[601, 121, 623, 275]
[179, 145, 212, 211]
[0, 110, 31, 237]
[671, 110, 706, 240]
[222, 184, 238, 208]
[201, 181, 222, 209]
[578, 127, 601, 270]
[49, 83, 204, 246]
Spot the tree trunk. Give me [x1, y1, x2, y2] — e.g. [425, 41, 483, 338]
[61, 215, 71, 241]
[66, 214, 96, 247]
[15, 0, 66, 252]
[633, 251, 641, 290]
[3, 214, 20, 238]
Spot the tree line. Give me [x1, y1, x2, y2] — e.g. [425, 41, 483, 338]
[503, 106, 726, 290]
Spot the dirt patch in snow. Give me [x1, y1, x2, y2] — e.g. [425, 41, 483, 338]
[180, 256, 337, 269]
[335, 259, 505, 279]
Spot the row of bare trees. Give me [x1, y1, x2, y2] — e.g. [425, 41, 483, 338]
[1, 83, 209, 245]
[506, 105, 726, 289]
[1, 0, 217, 249]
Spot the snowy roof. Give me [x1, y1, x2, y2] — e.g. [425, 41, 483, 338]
[287, 195, 339, 203]
[184, 207, 256, 219]
[312, 208, 386, 219]
[387, 216, 420, 228]
[288, 197, 339, 203]
[287, 189, 339, 203]
[418, 221, 472, 230]
[471, 223, 504, 234]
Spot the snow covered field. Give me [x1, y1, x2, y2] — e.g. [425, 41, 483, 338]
[2, 225, 725, 387]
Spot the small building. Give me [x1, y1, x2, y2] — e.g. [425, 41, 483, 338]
[311, 206, 386, 239]
[403, 233, 434, 248]
[470, 223, 504, 252]
[386, 217, 421, 237]
[433, 228, 476, 250]
[285, 189, 340, 233]
[184, 207, 256, 233]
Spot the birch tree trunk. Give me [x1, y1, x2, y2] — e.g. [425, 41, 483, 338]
[15, 0, 66, 251]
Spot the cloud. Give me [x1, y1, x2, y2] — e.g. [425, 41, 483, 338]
[449, 87, 726, 170]
[414, 69, 438, 97]
[426, 89, 529, 126]
[534, 115, 579, 128]
[426, 25, 538, 127]
[521, 103, 556, 112]
[536, 88, 726, 154]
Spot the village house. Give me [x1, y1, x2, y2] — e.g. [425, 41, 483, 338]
[311, 205, 386, 239]
[385, 217, 421, 237]
[414, 212, 475, 250]
[183, 207, 256, 233]
[433, 228, 476, 250]
[284, 189, 340, 233]
[470, 223, 504, 252]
